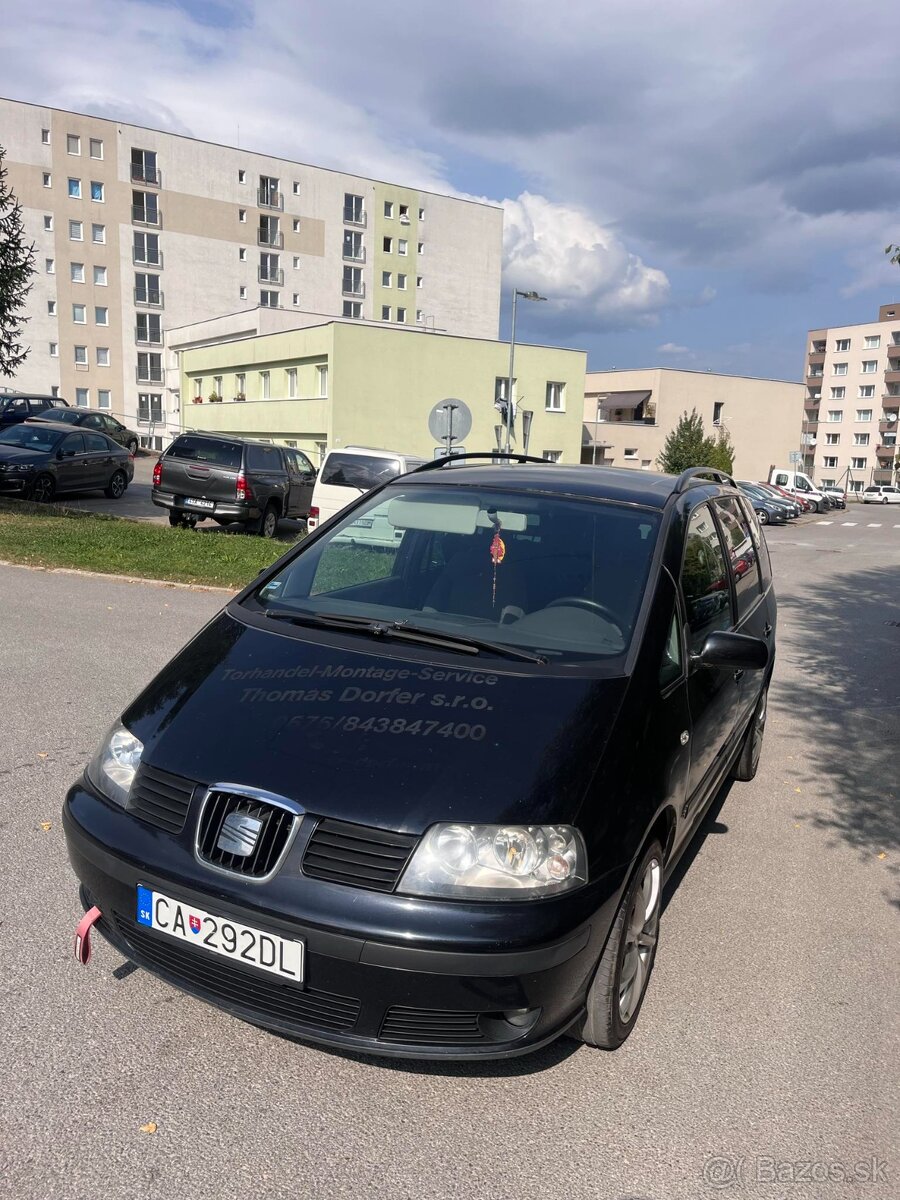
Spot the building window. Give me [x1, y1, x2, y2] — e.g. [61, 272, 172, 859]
[212, 375, 223, 398]
[854, 433, 870, 446]
[861, 360, 877, 373]
[260, 371, 270, 399]
[417, 275, 423, 288]
[624, 448, 638, 459]
[72, 303, 86, 323]
[89, 138, 103, 159]
[42, 172, 51, 187]
[239, 286, 247, 300]
[75, 388, 89, 406]
[342, 300, 361, 319]
[91, 223, 105, 244]
[859, 385, 875, 399]
[97, 347, 110, 366]
[235, 374, 245, 397]
[138, 393, 163, 421]
[849, 479, 864, 493]
[342, 265, 363, 296]
[713, 401, 724, 425]
[416, 309, 423, 323]
[381, 305, 391, 321]
[132, 190, 157, 223]
[495, 376, 516, 402]
[260, 290, 279, 308]
[71, 262, 85, 283]
[95, 306, 109, 326]
[98, 389, 111, 409]
[292, 219, 300, 232]
[67, 134, 81, 155]
[287, 368, 298, 398]
[133, 231, 161, 265]
[41, 216, 53, 235]
[41, 128, 50, 145]
[291, 256, 300, 269]
[397, 273, 407, 290]
[851, 457, 867, 470]
[856, 409, 873, 422]
[823, 456, 838, 468]
[93, 265, 107, 286]
[384, 201, 394, 218]
[418, 208, 425, 221]
[136, 313, 160, 342]
[396, 307, 406, 322]
[382, 271, 392, 287]
[91, 181, 104, 202]
[74, 345, 88, 365]
[48, 300, 56, 315]
[399, 204, 409, 222]
[825, 433, 840, 445]
[239, 247, 247, 261]
[238, 169, 246, 183]
[258, 175, 280, 207]
[864, 334, 881, 349]
[45, 258, 55, 274]
[417, 242, 424, 254]
[316, 365, 328, 396]
[137, 352, 163, 382]
[239, 209, 246, 222]
[343, 193, 364, 224]
[68, 178, 81, 198]
[383, 237, 393, 253]
[292, 181, 300, 195]
[194, 378, 204, 399]
[69, 219, 83, 241]
[398, 239, 408, 255]
[546, 381, 566, 411]
[835, 338, 850, 352]
[542, 451, 562, 463]
[826, 410, 843, 422]
[49, 342, 58, 357]
[833, 362, 848, 375]
[830, 386, 845, 399]
[292, 292, 300, 305]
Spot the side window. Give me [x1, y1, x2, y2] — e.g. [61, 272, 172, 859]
[712, 497, 761, 619]
[294, 450, 315, 475]
[28, 398, 49, 414]
[680, 505, 734, 650]
[83, 431, 109, 452]
[11, 397, 29, 414]
[246, 444, 281, 471]
[659, 611, 683, 689]
[773, 473, 788, 487]
[61, 432, 86, 455]
[737, 494, 771, 583]
[83, 414, 104, 429]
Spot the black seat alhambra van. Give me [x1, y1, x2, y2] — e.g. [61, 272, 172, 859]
[64, 458, 776, 1059]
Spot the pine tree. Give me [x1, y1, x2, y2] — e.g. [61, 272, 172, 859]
[0, 143, 35, 378]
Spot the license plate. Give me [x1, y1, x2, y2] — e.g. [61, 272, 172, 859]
[184, 497, 215, 509]
[350, 518, 374, 528]
[136, 886, 304, 983]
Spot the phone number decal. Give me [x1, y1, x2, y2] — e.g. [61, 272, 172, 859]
[288, 714, 487, 740]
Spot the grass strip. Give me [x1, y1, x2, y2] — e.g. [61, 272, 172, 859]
[0, 499, 295, 588]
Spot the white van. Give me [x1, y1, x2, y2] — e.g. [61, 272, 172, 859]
[768, 468, 829, 513]
[307, 446, 426, 537]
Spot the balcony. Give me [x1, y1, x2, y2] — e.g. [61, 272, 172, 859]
[884, 369, 900, 384]
[807, 351, 825, 366]
[877, 441, 897, 456]
[879, 415, 898, 433]
[257, 229, 283, 249]
[131, 164, 160, 187]
[132, 205, 161, 227]
[343, 207, 366, 227]
[343, 245, 366, 263]
[802, 436, 817, 446]
[257, 187, 283, 211]
[805, 373, 824, 387]
[810, 341, 826, 354]
[873, 467, 894, 483]
[804, 397, 820, 411]
[887, 343, 900, 361]
[135, 366, 163, 384]
[135, 326, 162, 345]
[134, 287, 164, 307]
[342, 280, 365, 298]
[803, 419, 819, 433]
[258, 266, 284, 285]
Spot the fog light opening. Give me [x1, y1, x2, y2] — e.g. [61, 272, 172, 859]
[478, 1007, 542, 1042]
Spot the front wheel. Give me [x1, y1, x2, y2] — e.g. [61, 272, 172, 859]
[757, 508, 769, 525]
[731, 684, 768, 782]
[30, 473, 56, 503]
[105, 470, 128, 499]
[127, 439, 139, 455]
[573, 840, 663, 1050]
[882, 496, 889, 505]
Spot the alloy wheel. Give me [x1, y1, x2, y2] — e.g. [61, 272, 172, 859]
[619, 857, 661, 1023]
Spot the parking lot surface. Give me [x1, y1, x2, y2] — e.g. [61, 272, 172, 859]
[1, 520, 897, 1200]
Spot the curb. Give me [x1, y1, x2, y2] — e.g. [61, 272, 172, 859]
[0, 559, 237, 595]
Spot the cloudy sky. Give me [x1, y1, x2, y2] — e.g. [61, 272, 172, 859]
[6, 0, 899, 378]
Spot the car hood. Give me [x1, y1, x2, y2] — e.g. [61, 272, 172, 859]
[122, 610, 629, 832]
[0, 446, 47, 465]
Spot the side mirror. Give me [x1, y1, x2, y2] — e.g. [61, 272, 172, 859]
[56, 449, 65, 460]
[693, 630, 769, 672]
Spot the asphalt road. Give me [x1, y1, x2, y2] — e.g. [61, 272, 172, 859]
[1, 522, 898, 1200]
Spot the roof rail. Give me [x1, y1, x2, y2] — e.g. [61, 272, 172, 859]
[408, 451, 552, 476]
[674, 466, 736, 494]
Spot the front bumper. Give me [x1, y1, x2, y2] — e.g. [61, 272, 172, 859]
[63, 782, 617, 1060]
[151, 489, 259, 521]
[0, 474, 31, 494]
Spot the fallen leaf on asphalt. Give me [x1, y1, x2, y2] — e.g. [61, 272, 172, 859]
[37, 752, 48, 759]
[877, 852, 887, 860]
[793, 823, 801, 829]
[39, 821, 51, 831]
[794, 787, 801, 793]
[139, 1122, 158, 1134]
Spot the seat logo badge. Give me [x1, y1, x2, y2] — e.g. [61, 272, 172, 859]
[680, 730, 690, 746]
[216, 812, 263, 857]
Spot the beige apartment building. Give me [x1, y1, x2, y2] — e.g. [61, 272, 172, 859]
[0, 96, 503, 446]
[583, 368, 803, 480]
[802, 302, 900, 491]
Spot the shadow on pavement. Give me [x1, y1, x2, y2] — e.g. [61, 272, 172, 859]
[773, 564, 900, 908]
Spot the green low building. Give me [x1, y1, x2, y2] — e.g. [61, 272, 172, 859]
[176, 317, 587, 465]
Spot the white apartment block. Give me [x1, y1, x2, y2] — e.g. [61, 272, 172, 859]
[0, 97, 503, 447]
[803, 302, 900, 491]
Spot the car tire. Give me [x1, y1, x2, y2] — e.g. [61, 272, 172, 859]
[255, 503, 279, 539]
[105, 470, 128, 499]
[168, 510, 196, 528]
[573, 839, 663, 1051]
[882, 496, 889, 505]
[757, 508, 768, 525]
[731, 684, 768, 782]
[29, 473, 56, 503]
[127, 439, 139, 455]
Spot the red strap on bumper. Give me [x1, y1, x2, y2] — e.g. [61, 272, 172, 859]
[74, 906, 102, 964]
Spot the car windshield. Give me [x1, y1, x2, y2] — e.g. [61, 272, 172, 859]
[248, 483, 661, 664]
[167, 435, 242, 469]
[0, 425, 64, 450]
[320, 452, 403, 490]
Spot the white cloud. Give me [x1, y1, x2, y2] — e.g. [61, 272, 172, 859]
[657, 342, 691, 355]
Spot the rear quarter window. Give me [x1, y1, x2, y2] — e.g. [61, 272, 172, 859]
[320, 453, 401, 490]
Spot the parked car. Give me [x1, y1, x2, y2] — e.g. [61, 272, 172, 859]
[768, 469, 829, 513]
[151, 434, 317, 537]
[0, 392, 68, 431]
[766, 483, 812, 512]
[736, 482, 788, 525]
[817, 483, 846, 509]
[861, 484, 900, 504]
[307, 446, 427, 535]
[27, 407, 140, 455]
[739, 481, 799, 519]
[0, 421, 133, 502]
[64, 461, 775, 1060]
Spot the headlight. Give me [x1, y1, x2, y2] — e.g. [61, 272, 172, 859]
[399, 823, 587, 900]
[85, 721, 144, 808]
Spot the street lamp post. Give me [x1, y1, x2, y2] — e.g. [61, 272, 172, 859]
[504, 288, 547, 455]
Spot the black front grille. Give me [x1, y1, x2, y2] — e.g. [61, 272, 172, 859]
[127, 764, 196, 833]
[379, 1006, 486, 1045]
[302, 818, 418, 892]
[197, 792, 298, 878]
[113, 914, 360, 1033]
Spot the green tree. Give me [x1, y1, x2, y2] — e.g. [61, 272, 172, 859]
[657, 408, 734, 475]
[0, 143, 35, 378]
[885, 244, 900, 267]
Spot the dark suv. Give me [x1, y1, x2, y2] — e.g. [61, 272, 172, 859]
[152, 433, 317, 537]
[0, 392, 69, 430]
[64, 460, 775, 1060]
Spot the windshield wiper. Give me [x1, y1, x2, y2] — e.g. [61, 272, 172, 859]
[264, 609, 547, 664]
